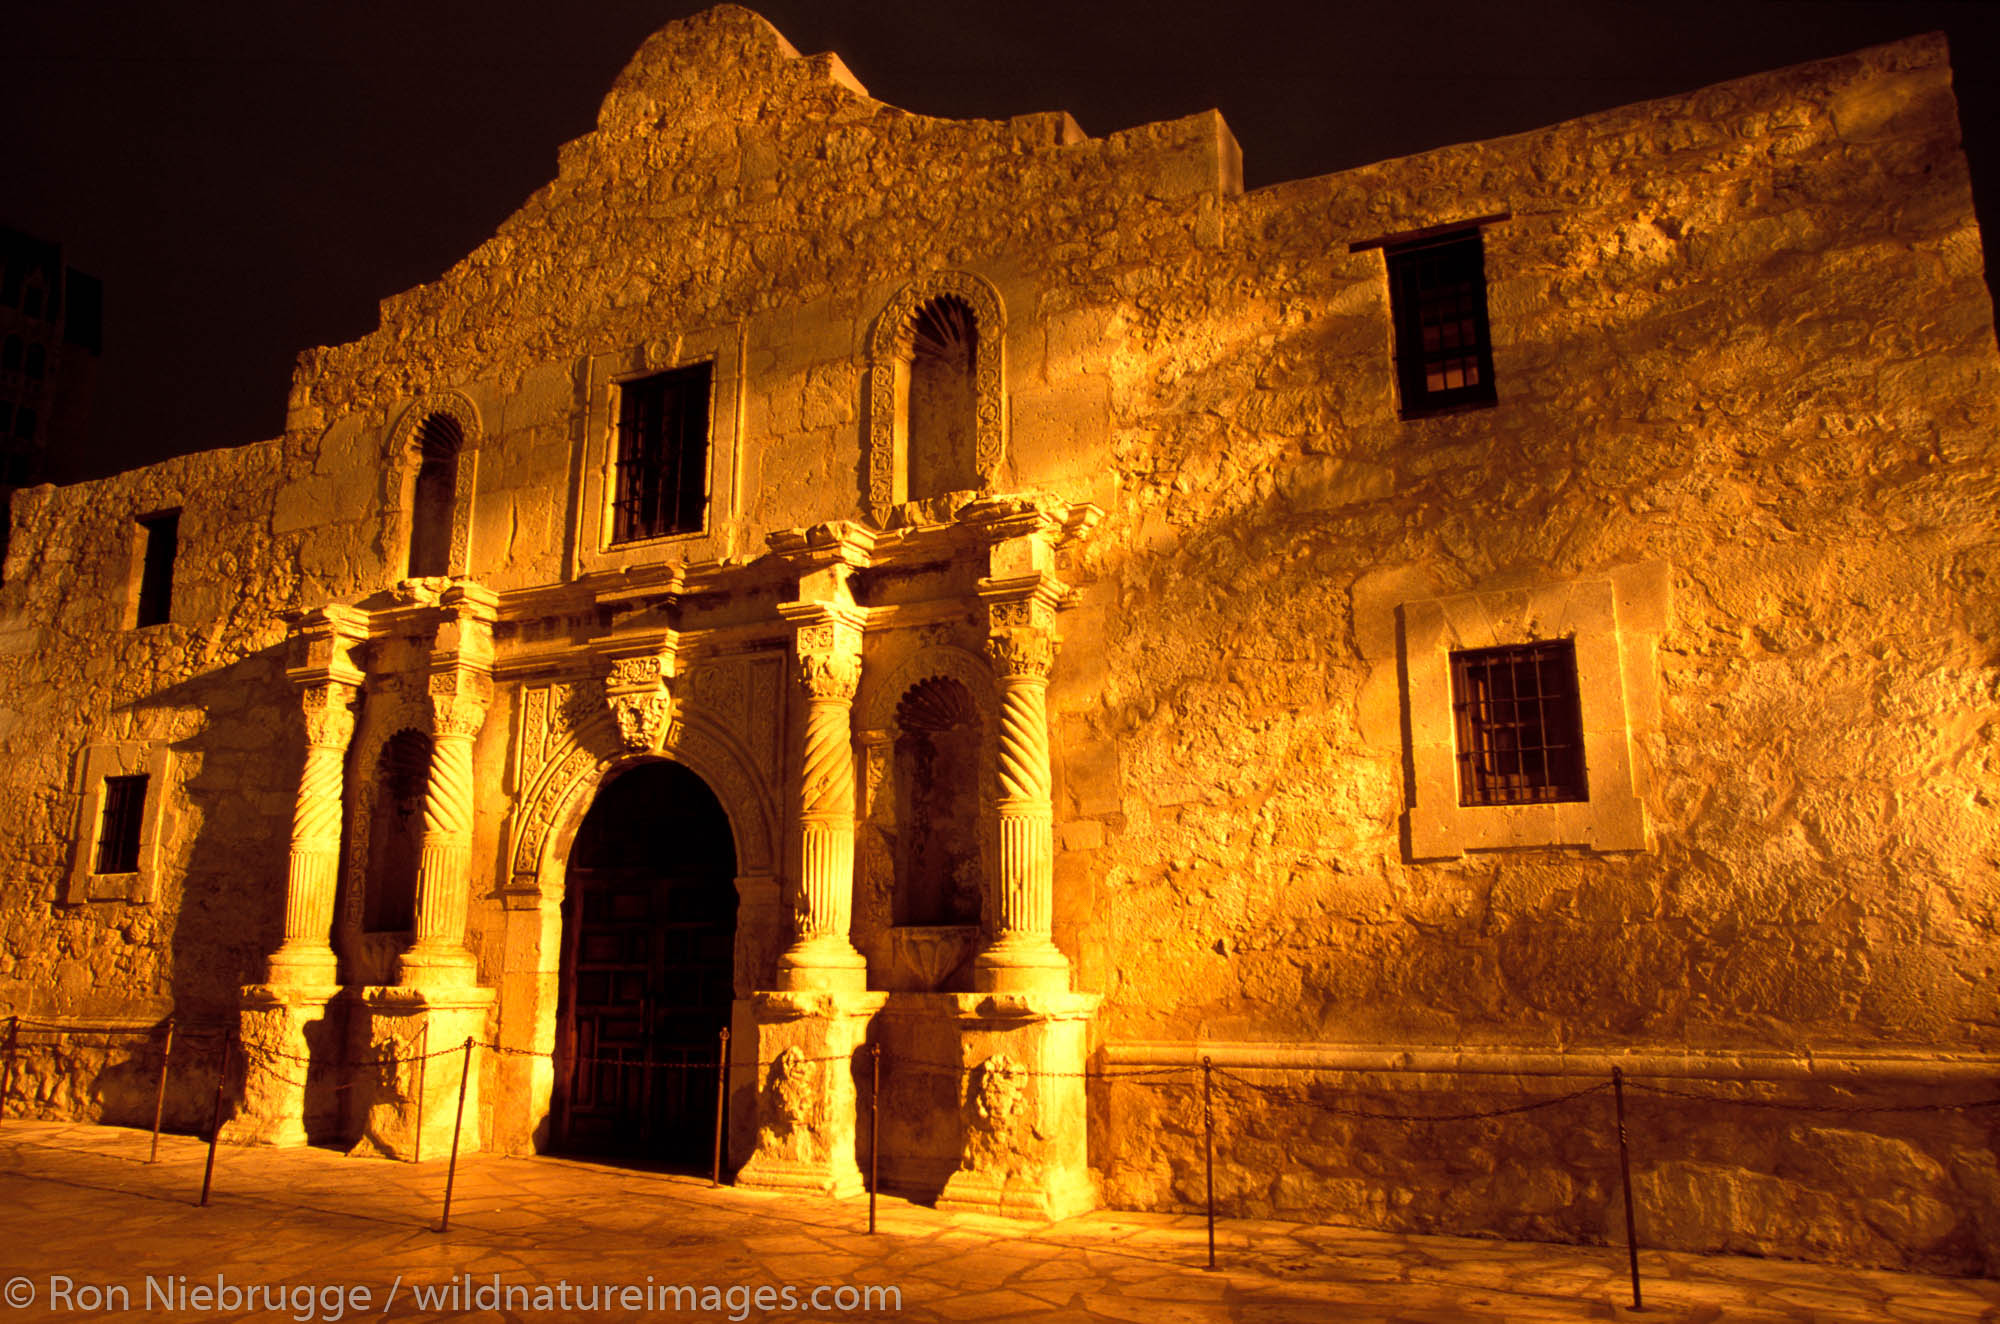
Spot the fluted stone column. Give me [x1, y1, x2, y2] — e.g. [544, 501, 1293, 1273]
[264, 681, 360, 987]
[775, 614, 867, 993]
[975, 619, 1069, 993]
[224, 605, 368, 1148]
[395, 670, 489, 988]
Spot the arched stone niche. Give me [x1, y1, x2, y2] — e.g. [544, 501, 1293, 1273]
[856, 643, 1000, 990]
[866, 272, 1006, 523]
[383, 390, 482, 581]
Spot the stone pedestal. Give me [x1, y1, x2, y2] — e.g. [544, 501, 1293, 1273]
[937, 992, 1099, 1219]
[734, 990, 886, 1197]
[218, 983, 341, 1148]
[346, 986, 494, 1161]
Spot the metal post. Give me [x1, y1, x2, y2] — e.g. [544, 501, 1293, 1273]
[0, 1016, 19, 1131]
[868, 1043, 881, 1235]
[199, 1038, 231, 1207]
[149, 1018, 176, 1164]
[1613, 1067, 1642, 1311]
[710, 1027, 730, 1188]
[436, 1037, 473, 1233]
[1202, 1056, 1216, 1271]
[413, 1021, 428, 1164]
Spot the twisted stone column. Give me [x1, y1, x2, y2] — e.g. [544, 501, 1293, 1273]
[776, 638, 867, 992]
[265, 681, 359, 987]
[397, 673, 489, 987]
[976, 626, 1069, 992]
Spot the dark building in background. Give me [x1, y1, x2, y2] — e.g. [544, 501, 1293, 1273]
[0, 225, 102, 489]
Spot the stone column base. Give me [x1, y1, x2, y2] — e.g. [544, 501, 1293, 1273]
[936, 992, 1100, 1221]
[346, 985, 495, 1162]
[218, 983, 342, 1148]
[734, 990, 886, 1198]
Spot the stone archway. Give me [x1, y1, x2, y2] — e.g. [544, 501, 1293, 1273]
[491, 703, 783, 1159]
[551, 759, 737, 1164]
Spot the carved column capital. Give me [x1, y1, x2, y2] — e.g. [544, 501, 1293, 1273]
[797, 650, 861, 702]
[299, 680, 360, 750]
[984, 628, 1055, 681]
[427, 670, 492, 740]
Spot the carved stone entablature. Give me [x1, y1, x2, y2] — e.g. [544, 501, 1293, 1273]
[284, 604, 369, 689]
[866, 270, 1008, 523]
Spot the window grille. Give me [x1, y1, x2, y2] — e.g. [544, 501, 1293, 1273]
[1451, 640, 1587, 806]
[135, 510, 178, 627]
[612, 363, 711, 544]
[95, 775, 147, 874]
[1387, 230, 1497, 415]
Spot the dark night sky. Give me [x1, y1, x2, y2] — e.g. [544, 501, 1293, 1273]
[7, 1, 1999, 483]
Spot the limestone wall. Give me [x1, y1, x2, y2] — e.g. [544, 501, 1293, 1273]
[0, 4, 1993, 1273]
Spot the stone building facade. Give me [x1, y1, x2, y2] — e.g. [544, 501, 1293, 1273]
[2, 6, 1997, 1272]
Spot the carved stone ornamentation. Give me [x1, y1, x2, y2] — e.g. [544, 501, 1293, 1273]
[757, 1046, 825, 1165]
[984, 629, 1054, 681]
[965, 1053, 1028, 1166]
[610, 693, 673, 752]
[866, 270, 1008, 522]
[797, 650, 860, 703]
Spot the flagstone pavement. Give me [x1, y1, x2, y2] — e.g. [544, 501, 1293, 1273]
[0, 1121, 1993, 1321]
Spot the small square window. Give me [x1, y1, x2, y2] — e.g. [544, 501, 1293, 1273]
[135, 510, 178, 627]
[95, 774, 148, 874]
[1387, 230, 1497, 416]
[1451, 640, 1586, 806]
[612, 363, 711, 544]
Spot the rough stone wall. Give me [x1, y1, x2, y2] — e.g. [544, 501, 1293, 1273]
[0, 4, 1992, 1272]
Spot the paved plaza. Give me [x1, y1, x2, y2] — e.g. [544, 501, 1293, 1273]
[0, 1121, 1993, 1321]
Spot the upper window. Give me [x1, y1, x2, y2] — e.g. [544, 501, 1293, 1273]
[612, 362, 711, 544]
[405, 412, 462, 578]
[1451, 640, 1586, 806]
[135, 510, 179, 628]
[1386, 229, 1496, 416]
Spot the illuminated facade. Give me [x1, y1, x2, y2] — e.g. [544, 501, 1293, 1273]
[2, 8, 1996, 1272]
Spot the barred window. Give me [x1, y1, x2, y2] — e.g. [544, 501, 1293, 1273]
[1451, 640, 1586, 806]
[95, 774, 147, 874]
[1387, 230, 1497, 416]
[612, 363, 711, 544]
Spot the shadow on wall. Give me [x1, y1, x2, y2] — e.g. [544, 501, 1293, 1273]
[85, 644, 299, 1136]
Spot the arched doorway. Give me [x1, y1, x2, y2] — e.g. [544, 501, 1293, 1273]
[553, 760, 737, 1165]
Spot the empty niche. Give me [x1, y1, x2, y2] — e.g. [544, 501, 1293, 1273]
[905, 296, 979, 501]
[892, 675, 984, 926]
[405, 413, 462, 578]
[365, 728, 430, 932]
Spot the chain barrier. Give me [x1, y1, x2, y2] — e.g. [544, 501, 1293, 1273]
[5, 1011, 1995, 1309]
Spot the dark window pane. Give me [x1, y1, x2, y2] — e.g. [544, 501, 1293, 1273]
[1451, 639, 1587, 806]
[136, 511, 178, 627]
[612, 362, 711, 544]
[1388, 230, 1498, 416]
[96, 775, 147, 874]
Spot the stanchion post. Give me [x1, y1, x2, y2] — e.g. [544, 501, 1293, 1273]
[1612, 1067, 1642, 1311]
[710, 1027, 730, 1188]
[868, 1042, 881, 1236]
[199, 1038, 232, 1207]
[0, 1015, 19, 1131]
[149, 1018, 176, 1164]
[413, 1021, 429, 1165]
[436, 1037, 473, 1233]
[1202, 1056, 1216, 1271]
